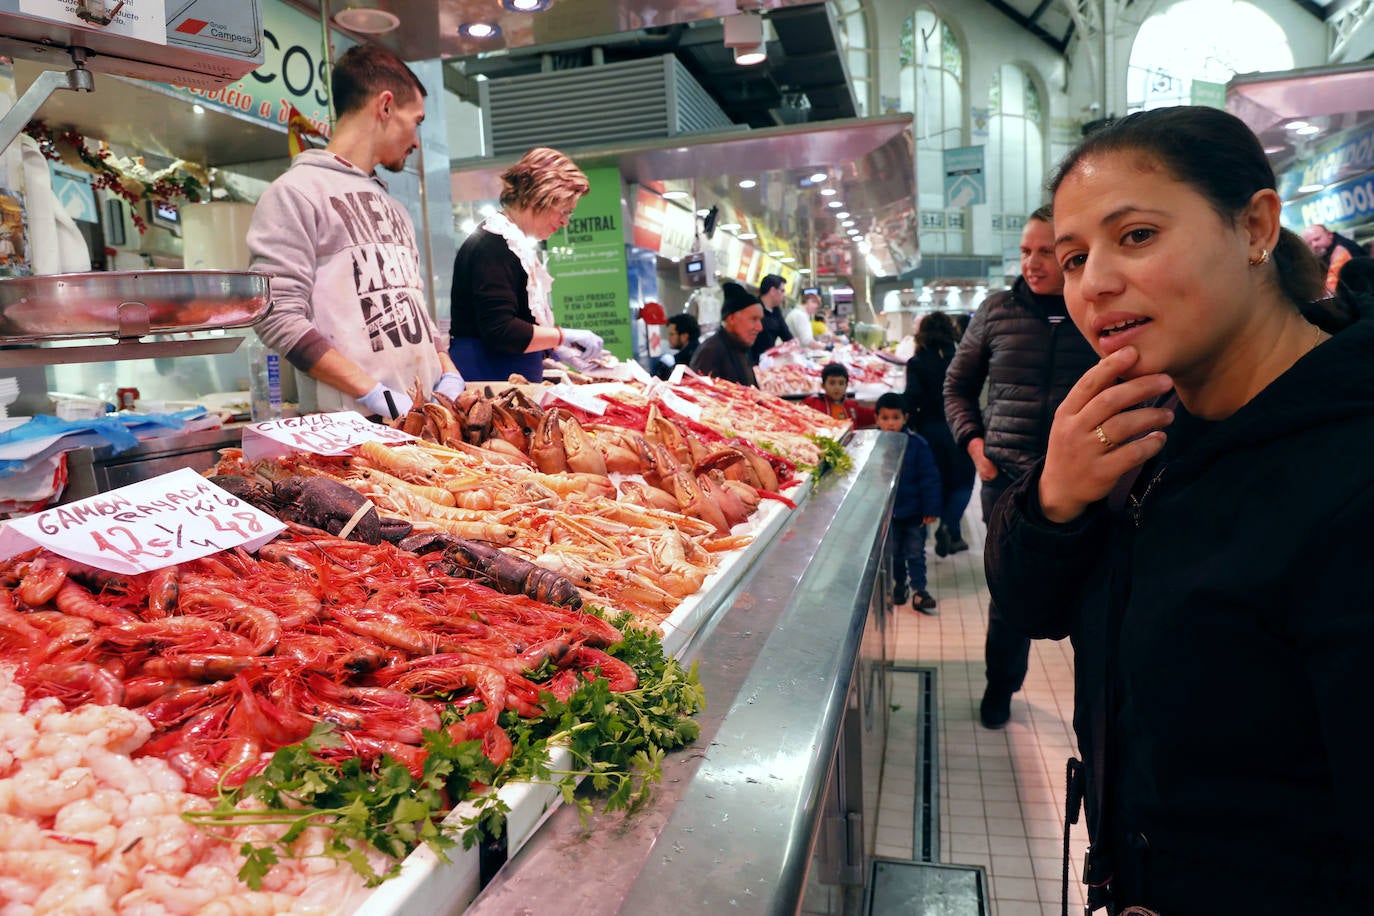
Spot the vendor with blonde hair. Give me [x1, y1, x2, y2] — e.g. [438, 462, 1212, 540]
[449, 146, 604, 382]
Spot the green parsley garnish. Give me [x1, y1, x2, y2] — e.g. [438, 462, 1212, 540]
[183, 608, 703, 889]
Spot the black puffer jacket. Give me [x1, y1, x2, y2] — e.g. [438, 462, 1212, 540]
[943, 278, 1098, 478]
[985, 319, 1374, 914]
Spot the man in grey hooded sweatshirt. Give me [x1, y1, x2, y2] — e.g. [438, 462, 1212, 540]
[248, 43, 463, 419]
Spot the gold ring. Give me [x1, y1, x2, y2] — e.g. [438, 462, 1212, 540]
[1094, 425, 1115, 450]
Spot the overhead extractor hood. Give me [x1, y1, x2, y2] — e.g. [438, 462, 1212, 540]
[0, 0, 263, 86]
[0, 0, 264, 158]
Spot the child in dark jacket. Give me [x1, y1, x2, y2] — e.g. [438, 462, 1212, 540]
[875, 392, 942, 613]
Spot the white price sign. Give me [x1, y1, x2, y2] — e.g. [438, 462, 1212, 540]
[541, 384, 608, 416]
[0, 468, 285, 574]
[19, 0, 167, 46]
[655, 387, 702, 422]
[241, 411, 416, 460]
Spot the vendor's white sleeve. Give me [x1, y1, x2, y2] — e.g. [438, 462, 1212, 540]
[786, 308, 815, 346]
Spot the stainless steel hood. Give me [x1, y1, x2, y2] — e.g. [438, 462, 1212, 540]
[289, 0, 822, 61]
[0, 0, 266, 160]
[451, 116, 918, 278]
[0, 0, 263, 87]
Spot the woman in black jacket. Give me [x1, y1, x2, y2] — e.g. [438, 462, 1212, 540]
[449, 147, 604, 382]
[986, 106, 1374, 914]
[904, 312, 974, 554]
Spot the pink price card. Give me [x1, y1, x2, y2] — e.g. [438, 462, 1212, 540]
[0, 468, 287, 574]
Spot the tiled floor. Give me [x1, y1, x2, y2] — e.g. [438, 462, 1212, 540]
[875, 506, 1091, 916]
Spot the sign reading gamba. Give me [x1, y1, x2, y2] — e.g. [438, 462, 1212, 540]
[0, 468, 285, 574]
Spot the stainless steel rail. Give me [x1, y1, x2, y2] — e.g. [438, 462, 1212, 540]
[466, 429, 903, 915]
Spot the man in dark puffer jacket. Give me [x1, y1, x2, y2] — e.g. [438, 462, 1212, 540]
[943, 205, 1098, 729]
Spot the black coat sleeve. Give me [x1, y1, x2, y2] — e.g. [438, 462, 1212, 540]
[943, 305, 992, 451]
[1286, 476, 1374, 863]
[904, 357, 923, 425]
[984, 463, 1109, 640]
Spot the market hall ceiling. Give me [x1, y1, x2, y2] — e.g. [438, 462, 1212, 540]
[287, 0, 854, 127]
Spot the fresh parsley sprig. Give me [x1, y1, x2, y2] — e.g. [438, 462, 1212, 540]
[805, 434, 854, 476]
[182, 608, 703, 890]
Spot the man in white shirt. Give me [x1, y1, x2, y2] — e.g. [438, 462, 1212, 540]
[785, 291, 827, 350]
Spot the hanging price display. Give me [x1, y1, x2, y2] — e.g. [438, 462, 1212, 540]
[241, 411, 416, 460]
[0, 468, 285, 574]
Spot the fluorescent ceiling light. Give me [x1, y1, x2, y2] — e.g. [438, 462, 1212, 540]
[809, 172, 827, 183]
[780, 256, 796, 263]
[1297, 183, 1325, 193]
[738, 179, 757, 189]
[1296, 125, 1321, 136]
[696, 208, 711, 217]
[502, 0, 552, 10]
[820, 187, 837, 196]
[719, 222, 741, 231]
[837, 211, 850, 219]
[768, 250, 785, 257]
[663, 190, 690, 200]
[828, 201, 843, 208]
[842, 219, 856, 227]
[192, 104, 205, 115]
[798, 268, 811, 274]
[739, 232, 758, 240]
[1284, 120, 1309, 131]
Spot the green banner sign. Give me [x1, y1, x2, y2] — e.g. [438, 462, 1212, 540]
[548, 167, 633, 360]
[1190, 79, 1226, 110]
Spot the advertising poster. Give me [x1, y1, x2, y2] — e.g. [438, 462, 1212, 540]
[547, 167, 634, 360]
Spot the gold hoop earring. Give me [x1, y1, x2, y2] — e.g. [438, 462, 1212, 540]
[1248, 248, 1270, 267]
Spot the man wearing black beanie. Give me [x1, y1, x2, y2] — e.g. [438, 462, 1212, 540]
[691, 282, 763, 387]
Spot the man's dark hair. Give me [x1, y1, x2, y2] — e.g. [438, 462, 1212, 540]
[759, 274, 786, 296]
[820, 362, 849, 382]
[1028, 204, 1053, 223]
[332, 44, 426, 118]
[875, 392, 906, 413]
[667, 313, 700, 342]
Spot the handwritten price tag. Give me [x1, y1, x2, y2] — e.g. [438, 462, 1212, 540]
[241, 411, 416, 460]
[0, 468, 286, 574]
[541, 383, 608, 416]
[655, 387, 703, 422]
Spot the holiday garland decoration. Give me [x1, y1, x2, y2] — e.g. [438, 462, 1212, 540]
[23, 120, 207, 233]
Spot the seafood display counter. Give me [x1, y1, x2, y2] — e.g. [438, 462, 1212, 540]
[455, 429, 901, 914]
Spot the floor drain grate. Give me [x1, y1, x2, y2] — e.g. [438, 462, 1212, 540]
[891, 664, 938, 862]
[866, 859, 988, 915]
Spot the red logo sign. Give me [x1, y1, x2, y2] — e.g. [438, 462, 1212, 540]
[175, 18, 209, 35]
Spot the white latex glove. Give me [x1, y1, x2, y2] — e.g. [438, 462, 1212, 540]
[561, 327, 604, 360]
[432, 372, 465, 400]
[358, 383, 413, 419]
[553, 345, 596, 371]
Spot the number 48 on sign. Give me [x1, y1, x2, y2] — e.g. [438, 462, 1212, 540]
[0, 468, 286, 574]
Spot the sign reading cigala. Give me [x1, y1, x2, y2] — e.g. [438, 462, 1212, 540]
[547, 167, 634, 361]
